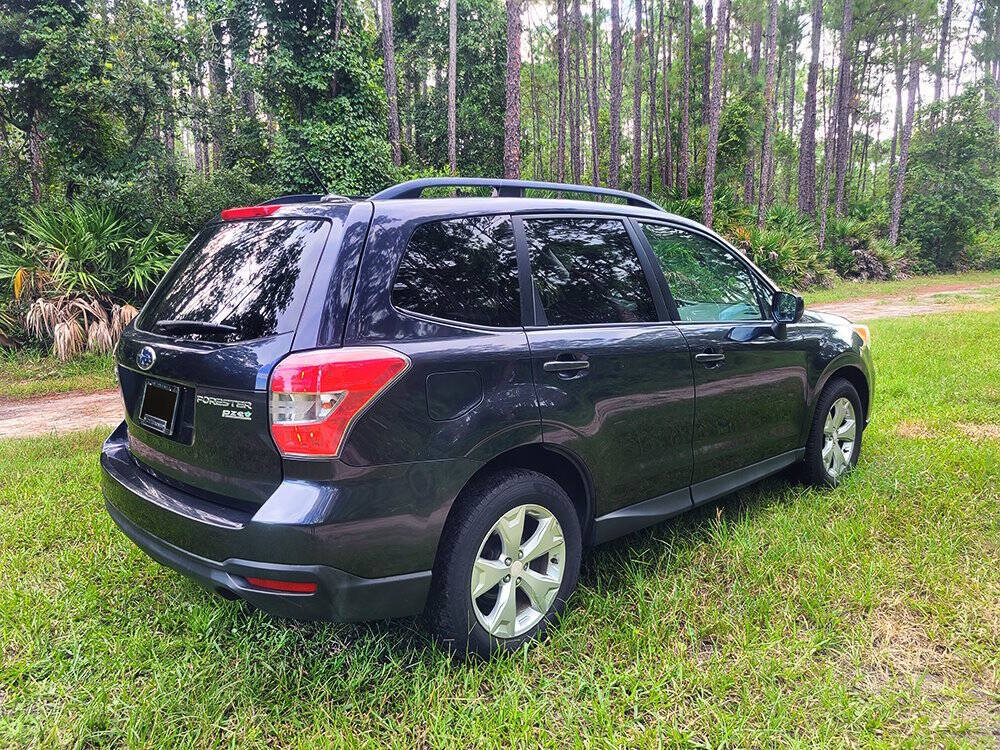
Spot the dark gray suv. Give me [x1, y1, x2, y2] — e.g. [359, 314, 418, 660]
[102, 177, 874, 656]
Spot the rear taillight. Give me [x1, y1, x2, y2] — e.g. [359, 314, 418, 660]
[268, 347, 410, 458]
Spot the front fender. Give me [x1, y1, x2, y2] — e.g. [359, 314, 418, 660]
[804, 345, 874, 442]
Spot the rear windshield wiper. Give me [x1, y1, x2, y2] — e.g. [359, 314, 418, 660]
[153, 319, 237, 334]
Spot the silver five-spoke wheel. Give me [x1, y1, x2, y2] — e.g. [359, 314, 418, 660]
[471, 503, 566, 639]
[822, 396, 856, 478]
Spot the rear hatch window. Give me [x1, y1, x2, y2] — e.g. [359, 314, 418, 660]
[121, 217, 333, 506]
[136, 218, 331, 342]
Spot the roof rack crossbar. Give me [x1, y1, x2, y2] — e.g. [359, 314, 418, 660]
[370, 178, 663, 212]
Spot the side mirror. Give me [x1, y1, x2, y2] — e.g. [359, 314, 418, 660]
[771, 291, 804, 324]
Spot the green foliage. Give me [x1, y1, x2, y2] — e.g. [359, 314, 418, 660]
[402, 0, 506, 175]
[726, 220, 832, 290]
[159, 167, 277, 235]
[902, 88, 1000, 270]
[825, 216, 915, 281]
[967, 230, 1000, 270]
[257, 0, 395, 195]
[8, 202, 182, 300]
[716, 91, 759, 185]
[0, 201, 182, 357]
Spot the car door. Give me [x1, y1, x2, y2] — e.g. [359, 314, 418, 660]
[634, 220, 809, 497]
[516, 214, 695, 521]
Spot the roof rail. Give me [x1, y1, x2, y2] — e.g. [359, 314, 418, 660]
[370, 177, 664, 212]
[262, 194, 326, 205]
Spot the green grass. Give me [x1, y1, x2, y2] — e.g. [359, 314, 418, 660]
[0, 351, 115, 401]
[2, 312, 999, 748]
[802, 270, 1000, 305]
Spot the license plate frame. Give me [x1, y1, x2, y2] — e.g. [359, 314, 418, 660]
[138, 379, 181, 436]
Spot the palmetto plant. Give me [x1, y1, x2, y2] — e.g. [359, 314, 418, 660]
[0, 202, 181, 360]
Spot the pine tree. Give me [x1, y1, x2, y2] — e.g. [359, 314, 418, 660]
[503, 0, 522, 178]
[702, 0, 731, 226]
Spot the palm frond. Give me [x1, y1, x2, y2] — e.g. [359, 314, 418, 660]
[53, 319, 85, 361]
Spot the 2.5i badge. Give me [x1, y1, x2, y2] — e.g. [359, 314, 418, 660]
[196, 395, 253, 421]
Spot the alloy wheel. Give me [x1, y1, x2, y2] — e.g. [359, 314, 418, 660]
[471, 503, 566, 639]
[822, 396, 856, 479]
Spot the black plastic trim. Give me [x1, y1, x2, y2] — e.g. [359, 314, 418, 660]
[593, 449, 805, 544]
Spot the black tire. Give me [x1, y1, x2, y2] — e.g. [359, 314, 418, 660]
[425, 469, 582, 658]
[800, 377, 864, 487]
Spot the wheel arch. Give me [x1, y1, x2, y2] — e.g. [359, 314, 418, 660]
[809, 360, 871, 431]
[439, 443, 596, 556]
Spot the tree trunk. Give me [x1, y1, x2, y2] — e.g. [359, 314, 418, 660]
[889, 18, 922, 246]
[630, 0, 643, 192]
[661, 0, 673, 190]
[756, 0, 778, 229]
[189, 72, 205, 174]
[660, 0, 674, 190]
[889, 25, 904, 190]
[784, 24, 797, 201]
[27, 111, 43, 203]
[529, 26, 543, 178]
[448, 0, 458, 174]
[571, 0, 583, 183]
[163, 74, 176, 161]
[797, 0, 821, 215]
[380, 0, 402, 166]
[645, 0, 657, 195]
[557, 0, 569, 181]
[679, 0, 692, 197]
[743, 19, 762, 207]
[702, 0, 713, 126]
[818, 57, 837, 251]
[833, 0, 853, 217]
[208, 21, 227, 171]
[954, 0, 979, 96]
[590, 0, 601, 184]
[934, 0, 954, 106]
[702, 0, 730, 227]
[609, 0, 623, 188]
[504, 0, 522, 178]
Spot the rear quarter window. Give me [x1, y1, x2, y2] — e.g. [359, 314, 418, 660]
[136, 219, 330, 342]
[392, 215, 521, 328]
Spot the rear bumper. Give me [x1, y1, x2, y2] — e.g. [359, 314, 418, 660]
[105, 500, 430, 621]
[101, 422, 435, 622]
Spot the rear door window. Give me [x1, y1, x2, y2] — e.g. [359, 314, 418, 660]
[137, 219, 330, 342]
[392, 215, 521, 327]
[523, 217, 657, 325]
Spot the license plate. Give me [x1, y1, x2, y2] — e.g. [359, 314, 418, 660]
[139, 380, 180, 435]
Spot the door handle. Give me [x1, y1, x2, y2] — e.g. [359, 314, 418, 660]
[543, 359, 590, 373]
[694, 351, 726, 364]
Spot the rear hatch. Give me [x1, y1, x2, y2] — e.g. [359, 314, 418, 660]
[117, 207, 361, 507]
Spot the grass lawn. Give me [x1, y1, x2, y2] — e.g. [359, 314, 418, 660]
[0, 351, 115, 401]
[802, 269, 1000, 305]
[2, 312, 999, 748]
